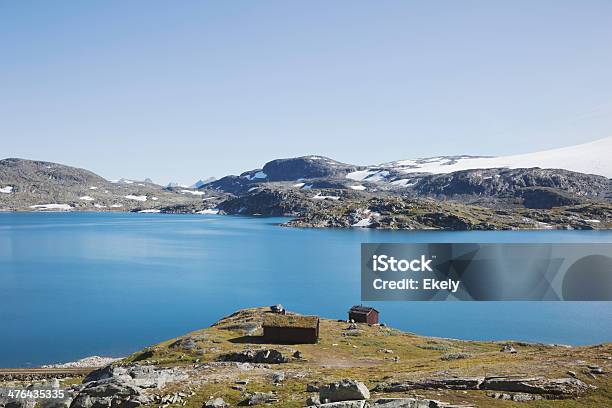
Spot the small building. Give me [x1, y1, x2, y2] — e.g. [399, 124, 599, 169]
[262, 314, 319, 344]
[348, 305, 379, 324]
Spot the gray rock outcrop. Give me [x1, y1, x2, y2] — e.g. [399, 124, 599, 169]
[70, 364, 187, 408]
[219, 349, 289, 364]
[204, 397, 228, 408]
[319, 379, 370, 403]
[373, 375, 590, 398]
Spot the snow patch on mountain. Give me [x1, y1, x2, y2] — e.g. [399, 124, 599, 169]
[30, 204, 73, 211]
[350, 137, 612, 179]
[312, 193, 340, 200]
[245, 171, 267, 180]
[180, 189, 206, 196]
[197, 208, 219, 214]
[125, 195, 147, 202]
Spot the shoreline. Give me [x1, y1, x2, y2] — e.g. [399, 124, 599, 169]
[1, 209, 611, 231]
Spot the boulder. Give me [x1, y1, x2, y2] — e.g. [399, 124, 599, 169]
[372, 377, 483, 392]
[487, 392, 543, 402]
[220, 349, 289, 364]
[308, 402, 367, 408]
[270, 304, 285, 314]
[372, 398, 474, 407]
[71, 365, 187, 408]
[246, 392, 278, 405]
[306, 383, 320, 392]
[204, 397, 228, 408]
[481, 376, 590, 396]
[373, 376, 588, 397]
[500, 344, 517, 353]
[319, 379, 370, 403]
[169, 337, 199, 351]
[70, 378, 142, 408]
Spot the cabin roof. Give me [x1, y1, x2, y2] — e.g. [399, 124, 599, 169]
[263, 314, 319, 329]
[349, 305, 379, 314]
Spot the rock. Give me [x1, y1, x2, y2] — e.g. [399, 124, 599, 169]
[306, 395, 321, 406]
[306, 383, 320, 392]
[440, 352, 471, 361]
[270, 304, 285, 314]
[371, 398, 474, 407]
[319, 379, 370, 403]
[293, 350, 303, 359]
[70, 378, 141, 407]
[1, 400, 37, 408]
[42, 356, 122, 369]
[567, 371, 577, 378]
[272, 372, 285, 383]
[71, 365, 188, 408]
[487, 392, 543, 402]
[39, 399, 74, 408]
[373, 376, 589, 397]
[500, 344, 517, 353]
[219, 349, 289, 364]
[169, 337, 199, 351]
[481, 376, 590, 395]
[309, 402, 367, 408]
[588, 365, 604, 374]
[204, 397, 228, 408]
[374, 377, 484, 392]
[246, 392, 278, 405]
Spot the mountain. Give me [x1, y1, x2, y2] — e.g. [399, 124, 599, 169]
[196, 138, 612, 229]
[166, 182, 189, 188]
[349, 137, 612, 181]
[201, 139, 611, 207]
[1, 138, 611, 229]
[259, 155, 359, 181]
[0, 158, 206, 212]
[190, 177, 216, 189]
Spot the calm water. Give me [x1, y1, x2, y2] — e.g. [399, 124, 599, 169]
[0, 212, 611, 367]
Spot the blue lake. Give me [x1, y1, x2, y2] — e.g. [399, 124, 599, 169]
[0, 212, 611, 367]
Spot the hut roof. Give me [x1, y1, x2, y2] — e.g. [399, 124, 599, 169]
[263, 314, 319, 329]
[349, 305, 378, 314]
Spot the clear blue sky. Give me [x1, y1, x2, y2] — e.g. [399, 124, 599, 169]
[1, 1, 611, 184]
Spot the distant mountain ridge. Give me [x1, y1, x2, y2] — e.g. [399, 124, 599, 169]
[1, 138, 611, 230]
[0, 158, 205, 212]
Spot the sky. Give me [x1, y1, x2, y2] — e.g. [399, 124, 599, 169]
[1, 1, 612, 185]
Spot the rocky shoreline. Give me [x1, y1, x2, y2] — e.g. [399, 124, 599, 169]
[41, 356, 122, 369]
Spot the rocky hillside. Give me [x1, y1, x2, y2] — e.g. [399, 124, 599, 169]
[189, 137, 612, 221]
[0, 158, 214, 212]
[2, 139, 612, 231]
[2, 307, 609, 407]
